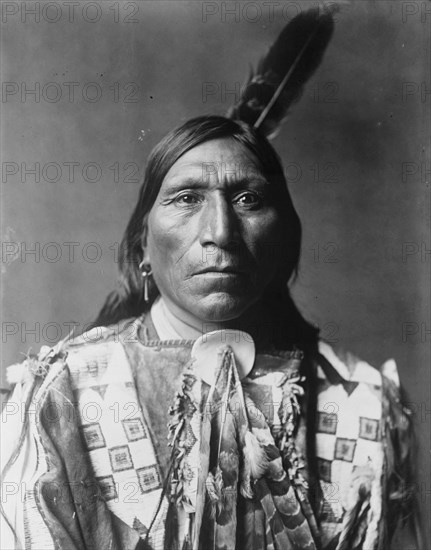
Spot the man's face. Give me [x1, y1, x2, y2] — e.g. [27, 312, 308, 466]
[146, 138, 287, 326]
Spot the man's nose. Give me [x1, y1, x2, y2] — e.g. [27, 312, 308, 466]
[199, 194, 240, 249]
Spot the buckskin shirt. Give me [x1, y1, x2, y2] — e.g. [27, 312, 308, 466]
[1, 313, 418, 550]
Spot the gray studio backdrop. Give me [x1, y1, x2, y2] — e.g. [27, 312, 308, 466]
[1, 0, 430, 542]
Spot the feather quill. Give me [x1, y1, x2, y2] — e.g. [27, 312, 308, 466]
[228, 7, 335, 138]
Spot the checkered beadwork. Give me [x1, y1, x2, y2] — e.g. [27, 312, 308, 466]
[80, 423, 106, 450]
[122, 418, 147, 441]
[109, 445, 134, 472]
[359, 416, 380, 441]
[334, 438, 356, 462]
[315, 342, 386, 549]
[317, 411, 338, 435]
[317, 457, 332, 483]
[67, 341, 164, 547]
[137, 465, 161, 494]
[96, 475, 118, 501]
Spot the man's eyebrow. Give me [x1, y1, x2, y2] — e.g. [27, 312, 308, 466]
[164, 176, 269, 190]
[163, 177, 207, 191]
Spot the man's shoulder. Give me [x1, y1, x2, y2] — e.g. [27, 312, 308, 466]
[317, 340, 401, 389]
[66, 317, 140, 349]
[316, 340, 408, 437]
[4, 318, 142, 396]
[63, 318, 143, 384]
[317, 340, 381, 385]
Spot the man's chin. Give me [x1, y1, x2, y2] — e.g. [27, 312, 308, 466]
[187, 292, 255, 324]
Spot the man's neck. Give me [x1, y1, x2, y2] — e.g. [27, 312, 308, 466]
[151, 294, 284, 350]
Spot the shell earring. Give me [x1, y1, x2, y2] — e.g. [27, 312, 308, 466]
[139, 260, 153, 303]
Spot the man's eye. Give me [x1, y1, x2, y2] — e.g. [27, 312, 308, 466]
[175, 193, 200, 205]
[234, 192, 262, 207]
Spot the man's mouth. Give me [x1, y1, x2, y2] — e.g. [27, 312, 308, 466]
[193, 265, 245, 275]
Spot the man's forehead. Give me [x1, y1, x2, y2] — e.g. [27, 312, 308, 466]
[164, 164, 265, 187]
[164, 140, 263, 183]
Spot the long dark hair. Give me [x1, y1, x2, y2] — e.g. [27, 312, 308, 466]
[94, 116, 308, 330]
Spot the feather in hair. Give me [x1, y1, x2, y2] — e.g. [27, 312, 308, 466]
[227, 7, 335, 138]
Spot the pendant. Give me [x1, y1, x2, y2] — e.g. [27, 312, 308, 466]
[191, 330, 255, 386]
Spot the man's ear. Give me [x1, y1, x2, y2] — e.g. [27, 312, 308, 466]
[140, 222, 150, 264]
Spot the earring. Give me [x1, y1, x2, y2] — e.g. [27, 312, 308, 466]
[138, 260, 153, 303]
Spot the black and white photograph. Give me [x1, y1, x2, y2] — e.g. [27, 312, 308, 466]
[1, 1, 429, 549]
